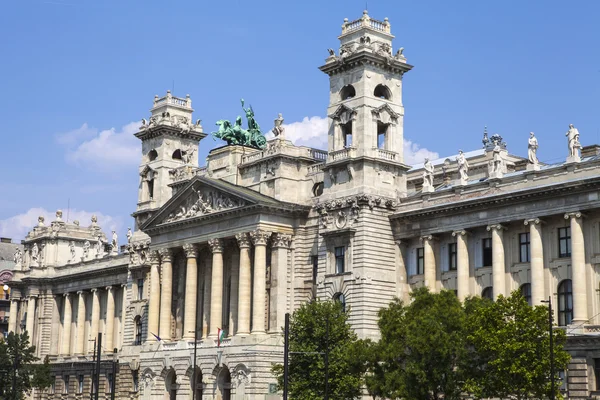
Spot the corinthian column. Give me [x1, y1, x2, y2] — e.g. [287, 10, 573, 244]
[208, 239, 224, 338]
[75, 291, 86, 354]
[147, 251, 161, 341]
[105, 286, 115, 350]
[236, 233, 252, 335]
[420, 235, 437, 291]
[183, 244, 199, 340]
[25, 295, 37, 338]
[566, 212, 587, 324]
[61, 293, 72, 356]
[525, 218, 544, 305]
[158, 248, 173, 341]
[250, 229, 271, 334]
[271, 233, 292, 332]
[89, 289, 100, 352]
[8, 299, 18, 333]
[452, 230, 469, 300]
[487, 224, 506, 300]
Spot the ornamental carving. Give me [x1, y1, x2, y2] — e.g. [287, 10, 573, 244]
[271, 233, 292, 249]
[183, 243, 198, 258]
[208, 239, 223, 253]
[250, 229, 272, 246]
[235, 232, 251, 248]
[158, 248, 172, 263]
[148, 250, 160, 265]
[164, 186, 246, 223]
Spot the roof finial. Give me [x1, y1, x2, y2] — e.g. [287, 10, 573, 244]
[482, 125, 489, 148]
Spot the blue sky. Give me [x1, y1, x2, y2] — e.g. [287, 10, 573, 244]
[1, 0, 599, 243]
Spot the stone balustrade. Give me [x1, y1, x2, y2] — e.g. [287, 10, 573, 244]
[153, 90, 192, 109]
[308, 163, 325, 175]
[328, 147, 356, 162]
[341, 11, 391, 35]
[375, 148, 397, 161]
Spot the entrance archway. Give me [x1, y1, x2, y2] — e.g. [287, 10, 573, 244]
[217, 366, 231, 400]
[165, 369, 177, 400]
[191, 367, 202, 400]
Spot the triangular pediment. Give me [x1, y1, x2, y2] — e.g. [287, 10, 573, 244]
[371, 103, 400, 124]
[328, 104, 356, 125]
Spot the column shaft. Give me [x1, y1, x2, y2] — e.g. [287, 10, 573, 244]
[569, 213, 587, 324]
[251, 230, 271, 334]
[105, 286, 115, 351]
[208, 239, 224, 337]
[236, 234, 251, 335]
[422, 236, 436, 291]
[183, 244, 198, 340]
[25, 296, 36, 338]
[75, 292, 86, 354]
[158, 249, 173, 341]
[271, 233, 291, 332]
[61, 294, 72, 356]
[89, 289, 100, 352]
[8, 299, 18, 333]
[202, 261, 212, 339]
[489, 225, 506, 300]
[527, 219, 545, 305]
[147, 252, 161, 341]
[453, 231, 469, 300]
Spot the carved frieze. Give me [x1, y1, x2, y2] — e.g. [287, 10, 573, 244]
[315, 194, 397, 229]
[271, 233, 292, 248]
[164, 185, 246, 224]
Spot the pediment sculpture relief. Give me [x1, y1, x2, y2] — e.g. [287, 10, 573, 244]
[164, 186, 246, 223]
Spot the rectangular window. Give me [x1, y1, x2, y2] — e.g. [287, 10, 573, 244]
[416, 247, 425, 275]
[64, 375, 69, 394]
[482, 238, 492, 267]
[558, 227, 571, 258]
[448, 243, 457, 271]
[519, 232, 531, 263]
[344, 132, 352, 147]
[334, 247, 345, 274]
[595, 359, 600, 391]
[311, 255, 318, 284]
[51, 377, 56, 394]
[78, 375, 84, 394]
[132, 370, 139, 393]
[137, 278, 144, 300]
[107, 373, 113, 393]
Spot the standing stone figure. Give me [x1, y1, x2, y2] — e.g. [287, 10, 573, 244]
[69, 241, 76, 262]
[566, 124, 581, 159]
[422, 158, 434, 192]
[272, 113, 285, 139]
[96, 235, 104, 258]
[83, 240, 90, 260]
[528, 132, 539, 164]
[111, 231, 118, 254]
[457, 150, 469, 184]
[31, 243, 39, 264]
[127, 228, 133, 243]
[14, 248, 23, 265]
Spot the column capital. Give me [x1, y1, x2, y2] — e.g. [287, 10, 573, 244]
[105, 286, 114, 293]
[63, 292, 71, 298]
[271, 233, 292, 249]
[250, 229, 272, 246]
[486, 224, 505, 232]
[420, 235, 435, 243]
[524, 218, 542, 226]
[564, 211, 583, 220]
[158, 248, 173, 263]
[182, 243, 199, 258]
[451, 230, 469, 237]
[148, 250, 160, 265]
[394, 239, 406, 247]
[90, 288, 98, 293]
[208, 238, 223, 253]
[76, 291, 84, 296]
[27, 294, 38, 299]
[235, 232, 251, 248]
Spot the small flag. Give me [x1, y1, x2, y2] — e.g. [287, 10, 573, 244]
[151, 332, 162, 342]
[217, 328, 227, 347]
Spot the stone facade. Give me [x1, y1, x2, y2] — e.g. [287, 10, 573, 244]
[8, 9, 600, 400]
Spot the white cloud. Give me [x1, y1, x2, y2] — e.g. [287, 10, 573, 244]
[0, 208, 123, 243]
[58, 122, 140, 170]
[273, 115, 438, 164]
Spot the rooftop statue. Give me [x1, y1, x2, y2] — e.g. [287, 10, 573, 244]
[212, 99, 267, 149]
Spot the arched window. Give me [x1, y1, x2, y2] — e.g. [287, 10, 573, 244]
[217, 367, 231, 400]
[191, 368, 202, 399]
[373, 84, 392, 100]
[482, 287, 493, 300]
[520, 283, 532, 305]
[148, 149, 158, 161]
[166, 369, 177, 400]
[172, 149, 183, 160]
[558, 279, 573, 326]
[333, 292, 346, 313]
[134, 316, 142, 345]
[312, 182, 324, 197]
[340, 85, 356, 100]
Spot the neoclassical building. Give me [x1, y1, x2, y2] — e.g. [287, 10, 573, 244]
[7, 9, 600, 400]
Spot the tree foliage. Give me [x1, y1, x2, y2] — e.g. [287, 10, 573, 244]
[0, 332, 52, 400]
[272, 300, 365, 400]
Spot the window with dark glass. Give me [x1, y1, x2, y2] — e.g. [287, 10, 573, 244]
[520, 283, 532, 305]
[64, 375, 69, 394]
[558, 227, 571, 258]
[311, 255, 318, 284]
[78, 375, 84, 394]
[132, 370, 139, 392]
[448, 243, 457, 271]
[333, 293, 346, 313]
[595, 359, 600, 390]
[416, 247, 425, 275]
[519, 233, 531, 263]
[137, 278, 144, 300]
[107, 373, 113, 393]
[134, 316, 142, 346]
[51, 377, 56, 394]
[558, 279, 573, 326]
[482, 238, 492, 267]
[482, 287, 493, 300]
[334, 247, 345, 274]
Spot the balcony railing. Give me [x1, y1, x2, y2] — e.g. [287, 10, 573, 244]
[375, 148, 398, 161]
[341, 12, 391, 35]
[328, 147, 356, 162]
[153, 90, 192, 109]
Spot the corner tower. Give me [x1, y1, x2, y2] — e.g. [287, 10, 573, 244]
[132, 91, 206, 230]
[320, 11, 412, 199]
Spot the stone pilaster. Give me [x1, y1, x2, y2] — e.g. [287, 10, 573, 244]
[202, 258, 212, 339]
[25, 295, 36, 338]
[105, 286, 115, 351]
[250, 229, 271, 334]
[75, 291, 86, 355]
[61, 293, 72, 356]
[89, 288, 100, 352]
[236, 233, 252, 335]
[487, 224, 506, 300]
[119, 284, 127, 348]
[420, 235, 436, 291]
[270, 233, 292, 333]
[565, 212, 587, 324]
[525, 218, 544, 305]
[8, 299, 18, 333]
[147, 251, 161, 341]
[452, 230, 469, 300]
[208, 239, 224, 338]
[394, 240, 410, 302]
[183, 243, 199, 340]
[158, 248, 173, 341]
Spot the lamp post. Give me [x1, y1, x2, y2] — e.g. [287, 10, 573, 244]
[541, 296, 555, 400]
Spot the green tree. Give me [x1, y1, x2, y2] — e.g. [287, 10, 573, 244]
[0, 332, 51, 400]
[272, 300, 365, 400]
[365, 288, 468, 400]
[464, 291, 570, 400]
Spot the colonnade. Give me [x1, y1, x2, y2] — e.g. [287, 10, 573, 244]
[412, 213, 587, 323]
[147, 229, 287, 342]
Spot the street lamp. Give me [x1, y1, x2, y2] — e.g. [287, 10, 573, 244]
[541, 296, 555, 400]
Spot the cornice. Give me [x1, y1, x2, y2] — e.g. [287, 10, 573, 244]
[134, 125, 206, 142]
[319, 52, 413, 76]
